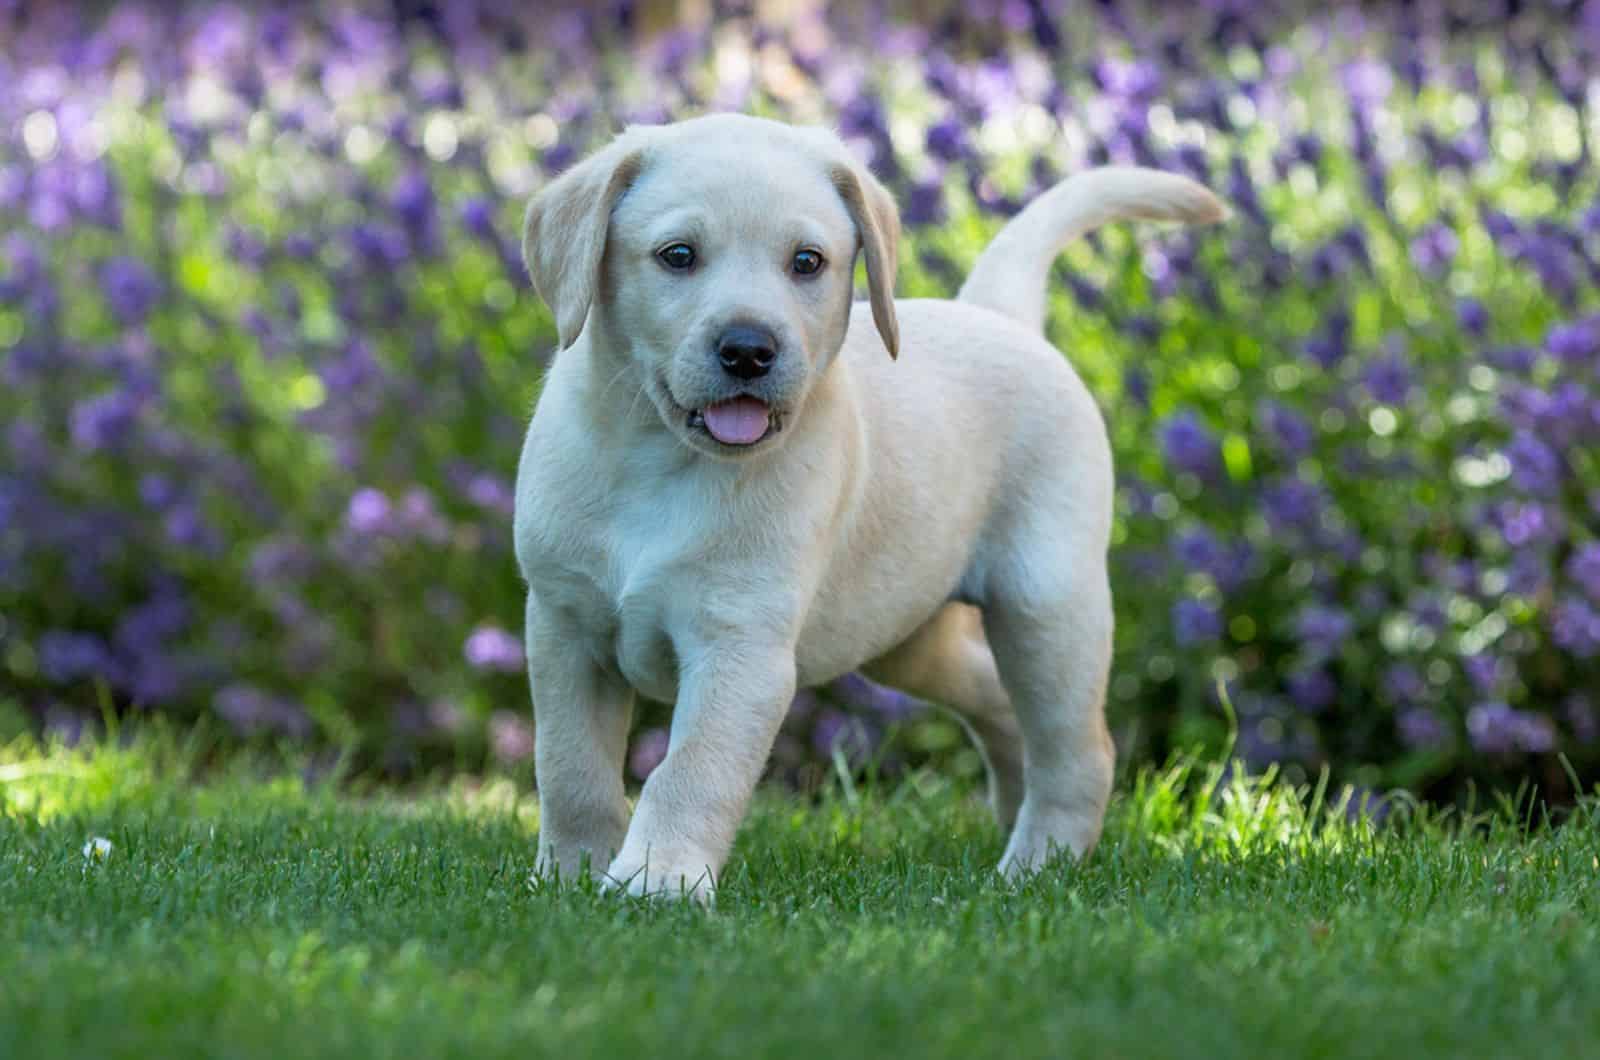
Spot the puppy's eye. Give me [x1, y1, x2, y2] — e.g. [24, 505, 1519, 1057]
[792, 249, 824, 275]
[657, 243, 696, 270]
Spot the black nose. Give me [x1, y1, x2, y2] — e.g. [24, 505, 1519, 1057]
[716, 325, 778, 380]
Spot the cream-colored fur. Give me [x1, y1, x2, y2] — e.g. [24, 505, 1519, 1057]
[514, 114, 1225, 901]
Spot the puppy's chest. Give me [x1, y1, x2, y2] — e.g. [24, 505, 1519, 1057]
[526, 504, 719, 704]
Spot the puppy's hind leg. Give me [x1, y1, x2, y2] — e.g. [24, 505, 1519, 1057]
[982, 559, 1116, 878]
[864, 603, 1025, 831]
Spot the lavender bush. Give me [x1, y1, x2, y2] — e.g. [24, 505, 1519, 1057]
[1, 1, 1597, 801]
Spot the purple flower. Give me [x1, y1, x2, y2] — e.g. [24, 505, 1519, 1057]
[99, 256, 161, 325]
[1287, 668, 1337, 712]
[113, 593, 188, 657]
[127, 652, 189, 706]
[1467, 702, 1554, 754]
[1486, 346, 1537, 375]
[397, 487, 450, 543]
[1050, 254, 1106, 300]
[1123, 367, 1151, 408]
[37, 631, 112, 684]
[282, 232, 318, 260]
[1462, 653, 1500, 693]
[1295, 605, 1352, 659]
[69, 390, 141, 451]
[629, 726, 671, 781]
[213, 683, 312, 740]
[1551, 596, 1600, 659]
[827, 672, 922, 722]
[837, 94, 888, 142]
[810, 708, 877, 766]
[1175, 145, 1209, 183]
[1259, 400, 1314, 458]
[1361, 349, 1414, 405]
[1172, 598, 1223, 647]
[1094, 57, 1161, 102]
[345, 488, 393, 535]
[924, 117, 969, 162]
[1505, 430, 1563, 497]
[1341, 59, 1393, 106]
[1398, 707, 1448, 750]
[464, 473, 515, 515]
[1508, 549, 1551, 598]
[164, 503, 220, 553]
[1381, 662, 1427, 705]
[1456, 297, 1489, 337]
[1466, 702, 1519, 753]
[1173, 526, 1225, 576]
[902, 178, 946, 227]
[1303, 310, 1351, 368]
[348, 222, 409, 267]
[1537, 383, 1599, 448]
[427, 700, 466, 734]
[459, 197, 497, 241]
[250, 537, 316, 583]
[1498, 501, 1557, 548]
[1546, 318, 1599, 364]
[488, 710, 535, 764]
[464, 625, 524, 672]
[1172, 527, 1251, 590]
[1516, 714, 1557, 753]
[1225, 156, 1264, 226]
[1159, 410, 1222, 481]
[1566, 543, 1600, 602]
[1262, 476, 1325, 532]
[1409, 223, 1458, 275]
[1517, 237, 1580, 307]
[319, 338, 382, 396]
[389, 167, 436, 232]
[541, 141, 577, 174]
[225, 225, 267, 267]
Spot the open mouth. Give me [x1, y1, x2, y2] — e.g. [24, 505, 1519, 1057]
[684, 396, 784, 447]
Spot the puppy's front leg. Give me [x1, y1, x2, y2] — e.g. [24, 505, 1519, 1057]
[606, 645, 796, 902]
[527, 594, 635, 882]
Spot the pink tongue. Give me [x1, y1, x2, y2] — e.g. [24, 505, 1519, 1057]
[702, 397, 770, 445]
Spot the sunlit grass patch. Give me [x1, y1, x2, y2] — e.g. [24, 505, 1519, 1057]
[1, 734, 1597, 1059]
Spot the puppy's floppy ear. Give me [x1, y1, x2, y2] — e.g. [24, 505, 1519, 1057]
[830, 162, 901, 359]
[521, 132, 650, 349]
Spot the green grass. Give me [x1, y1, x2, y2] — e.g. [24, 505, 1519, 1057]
[1, 736, 1597, 1059]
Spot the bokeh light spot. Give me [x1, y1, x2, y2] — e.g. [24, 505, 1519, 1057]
[291, 375, 327, 410]
[22, 110, 59, 160]
[344, 125, 381, 165]
[424, 114, 459, 161]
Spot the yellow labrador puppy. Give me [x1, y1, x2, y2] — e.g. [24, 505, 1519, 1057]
[515, 113, 1225, 900]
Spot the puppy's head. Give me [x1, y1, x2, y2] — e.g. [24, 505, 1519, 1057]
[522, 114, 899, 458]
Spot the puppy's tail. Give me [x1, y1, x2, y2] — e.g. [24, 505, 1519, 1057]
[956, 166, 1228, 334]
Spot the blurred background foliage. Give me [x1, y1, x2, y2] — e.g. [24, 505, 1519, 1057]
[1, 0, 1598, 803]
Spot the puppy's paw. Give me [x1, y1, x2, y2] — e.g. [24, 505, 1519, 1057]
[533, 836, 618, 886]
[995, 814, 1100, 881]
[996, 844, 1057, 881]
[602, 847, 718, 904]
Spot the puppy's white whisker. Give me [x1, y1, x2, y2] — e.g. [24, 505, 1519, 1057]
[622, 376, 653, 428]
[595, 360, 635, 404]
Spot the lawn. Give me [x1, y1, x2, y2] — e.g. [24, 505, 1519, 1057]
[2, 736, 1597, 1060]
